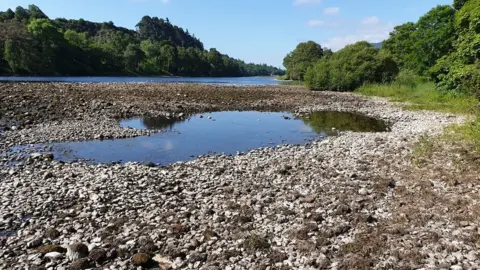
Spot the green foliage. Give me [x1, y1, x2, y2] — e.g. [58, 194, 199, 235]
[394, 69, 425, 88]
[283, 41, 324, 80]
[64, 30, 88, 48]
[0, 5, 285, 77]
[305, 41, 399, 91]
[449, 114, 480, 152]
[430, 0, 480, 95]
[382, 5, 456, 75]
[454, 0, 467, 10]
[356, 81, 477, 114]
[124, 43, 145, 72]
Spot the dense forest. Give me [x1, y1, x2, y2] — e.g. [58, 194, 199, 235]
[284, 0, 479, 96]
[0, 5, 285, 77]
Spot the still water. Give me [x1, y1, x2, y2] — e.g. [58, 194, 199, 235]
[0, 76, 280, 85]
[20, 111, 388, 165]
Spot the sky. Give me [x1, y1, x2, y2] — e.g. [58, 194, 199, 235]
[0, 0, 453, 67]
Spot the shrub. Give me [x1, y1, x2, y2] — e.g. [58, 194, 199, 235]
[305, 41, 399, 91]
[430, 0, 480, 95]
[394, 69, 424, 88]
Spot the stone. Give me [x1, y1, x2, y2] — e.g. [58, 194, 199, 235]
[44, 228, 61, 239]
[131, 253, 152, 266]
[69, 258, 91, 270]
[67, 243, 89, 261]
[26, 238, 43, 249]
[37, 245, 67, 254]
[43, 171, 54, 180]
[88, 248, 107, 264]
[44, 252, 64, 261]
[152, 255, 172, 269]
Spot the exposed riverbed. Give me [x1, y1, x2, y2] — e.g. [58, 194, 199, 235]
[0, 83, 473, 270]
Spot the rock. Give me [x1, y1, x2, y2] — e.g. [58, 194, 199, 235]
[37, 245, 67, 254]
[43, 171, 54, 180]
[44, 228, 61, 239]
[67, 243, 89, 261]
[358, 188, 368, 195]
[131, 253, 152, 267]
[69, 258, 91, 270]
[152, 255, 172, 269]
[44, 252, 64, 261]
[88, 248, 107, 265]
[171, 257, 184, 269]
[300, 196, 315, 203]
[27, 238, 43, 249]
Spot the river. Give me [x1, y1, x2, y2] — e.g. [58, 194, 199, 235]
[0, 76, 280, 85]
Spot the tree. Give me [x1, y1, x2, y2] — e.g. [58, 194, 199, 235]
[430, 0, 480, 95]
[64, 30, 88, 48]
[382, 5, 456, 75]
[14, 6, 30, 23]
[124, 43, 145, 72]
[0, 9, 15, 22]
[28, 5, 48, 20]
[283, 41, 324, 80]
[453, 0, 467, 10]
[0, 4, 283, 77]
[305, 41, 399, 91]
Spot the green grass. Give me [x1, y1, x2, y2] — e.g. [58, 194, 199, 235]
[356, 80, 480, 159]
[448, 115, 480, 152]
[356, 82, 477, 115]
[279, 80, 305, 86]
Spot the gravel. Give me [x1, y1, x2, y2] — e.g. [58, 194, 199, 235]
[0, 83, 472, 269]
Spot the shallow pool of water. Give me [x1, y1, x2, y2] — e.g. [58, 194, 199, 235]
[17, 111, 389, 165]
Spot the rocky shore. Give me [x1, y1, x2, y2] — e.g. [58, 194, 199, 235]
[0, 83, 477, 269]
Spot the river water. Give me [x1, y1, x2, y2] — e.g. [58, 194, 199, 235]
[13, 111, 389, 165]
[0, 76, 280, 85]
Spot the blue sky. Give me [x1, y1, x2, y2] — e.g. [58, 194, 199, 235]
[1, 0, 452, 67]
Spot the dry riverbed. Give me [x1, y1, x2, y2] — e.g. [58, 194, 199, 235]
[0, 83, 477, 270]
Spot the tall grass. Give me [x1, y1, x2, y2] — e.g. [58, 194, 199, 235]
[356, 82, 477, 115]
[356, 70, 480, 153]
[279, 80, 305, 86]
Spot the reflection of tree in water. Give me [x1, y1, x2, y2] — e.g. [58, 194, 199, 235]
[141, 116, 187, 130]
[301, 111, 389, 134]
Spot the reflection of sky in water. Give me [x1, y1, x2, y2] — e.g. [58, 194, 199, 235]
[28, 111, 388, 165]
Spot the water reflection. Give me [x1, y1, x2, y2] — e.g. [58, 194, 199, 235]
[301, 111, 389, 135]
[142, 116, 185, 130]
[18, 111, 389, 165]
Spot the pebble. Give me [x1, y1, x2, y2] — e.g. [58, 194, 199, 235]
[0, 84, 472, 269]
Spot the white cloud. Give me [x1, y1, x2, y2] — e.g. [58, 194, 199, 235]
[322, 20, 393, 50]
[324, 7, 340, 15]
[307, 20, 325, 27]
[361, 16, 380, 25]
[293, 0, 322, 6]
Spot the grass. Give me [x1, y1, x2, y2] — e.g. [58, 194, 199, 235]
[356, 80, 480, 160]
[279, 80, 305, 86]
[356, 82, 477, 115]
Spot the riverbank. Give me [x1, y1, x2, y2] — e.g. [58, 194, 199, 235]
[0, 83, 477, 269]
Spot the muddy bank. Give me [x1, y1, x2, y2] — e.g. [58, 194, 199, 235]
[0, 83, 474, 270]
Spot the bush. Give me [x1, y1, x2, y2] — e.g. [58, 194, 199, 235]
[430, 0, 480, 95]
[305, 41, 399, 91]
[394, 69, 424, 88]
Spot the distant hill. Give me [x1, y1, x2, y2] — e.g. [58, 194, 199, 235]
[370, 42, 383, 49]
[0, 5, 285, 77]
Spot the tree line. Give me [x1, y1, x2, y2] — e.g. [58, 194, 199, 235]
[0, 5, 285, 77]
[283, 0, 479, 96]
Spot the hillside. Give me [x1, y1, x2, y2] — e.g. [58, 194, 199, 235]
[0, 5, 284, 77]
